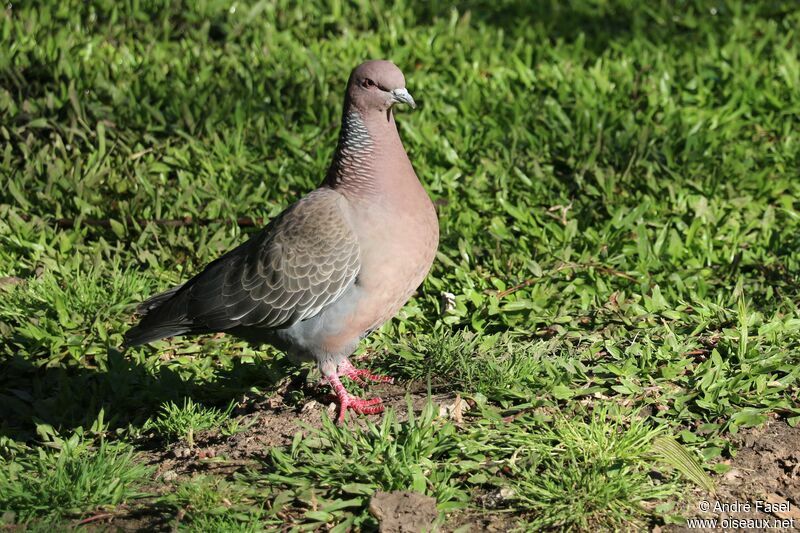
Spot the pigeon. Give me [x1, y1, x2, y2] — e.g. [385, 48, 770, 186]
[124, 60, 439, 423]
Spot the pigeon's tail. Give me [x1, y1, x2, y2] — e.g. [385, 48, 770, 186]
[123, 324, 190, 348]
[134, 285, 182, 315]
[123, 285, 192, 348]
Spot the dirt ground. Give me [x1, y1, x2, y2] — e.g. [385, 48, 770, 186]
[369, 491, 439, 533]
[145, 380, 458, 483]
[667, 419, 800, 533]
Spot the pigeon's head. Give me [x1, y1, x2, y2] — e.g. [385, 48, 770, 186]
[347, 60, 416, 114]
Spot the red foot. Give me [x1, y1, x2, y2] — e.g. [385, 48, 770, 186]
[338, 360, 394, 385]
[325, 373, 385, 424]
[338, 395, 384, 423]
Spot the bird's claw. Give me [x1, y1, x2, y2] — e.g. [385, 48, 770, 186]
[336, 395, 384, 424]
[342, 368, 394, 385]
[324, 372, 386, 424]
[337, 360, 394, 385]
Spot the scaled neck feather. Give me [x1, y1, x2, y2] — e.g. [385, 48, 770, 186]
[325, 105, 409, 197]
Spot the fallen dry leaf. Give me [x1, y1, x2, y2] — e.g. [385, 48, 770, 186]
[439, 394, 467, 423]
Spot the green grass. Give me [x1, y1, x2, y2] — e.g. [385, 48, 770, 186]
[509, 408, 676, 530]
[144, 398, 237, 445]
[0, 431, 151, 523]
[2, 0, 800, 529]
[262, 401, 466, 529]
[160, 475, 274, 532]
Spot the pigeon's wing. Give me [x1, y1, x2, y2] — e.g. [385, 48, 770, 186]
[183, 188, 360, 331]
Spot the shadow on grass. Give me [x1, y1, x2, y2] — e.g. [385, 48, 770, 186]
[411, 0, 712, 52]
[0, 346, 294, 442]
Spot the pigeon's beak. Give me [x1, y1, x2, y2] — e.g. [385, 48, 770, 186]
[390, 88, 416, 109]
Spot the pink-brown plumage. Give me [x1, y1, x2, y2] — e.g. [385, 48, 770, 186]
[125, 60, 439, 423]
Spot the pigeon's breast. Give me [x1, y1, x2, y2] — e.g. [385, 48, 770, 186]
[349, 190, 439, 333]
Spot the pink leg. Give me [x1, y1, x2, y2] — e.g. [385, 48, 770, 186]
[338, 359, 394, 385]
[325, 373, 384, 424]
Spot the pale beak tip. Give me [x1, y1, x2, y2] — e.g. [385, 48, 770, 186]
[392, 88, 416, 109]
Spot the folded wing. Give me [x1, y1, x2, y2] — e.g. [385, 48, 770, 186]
[124, 188, 360, 346]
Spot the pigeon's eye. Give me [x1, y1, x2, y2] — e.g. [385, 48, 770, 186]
[362, 78, 376, 88]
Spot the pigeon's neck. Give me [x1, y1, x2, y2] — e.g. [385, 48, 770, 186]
[325, 106, 411, 197]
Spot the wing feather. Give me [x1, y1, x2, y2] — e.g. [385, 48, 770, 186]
[183, 188, 360, 332]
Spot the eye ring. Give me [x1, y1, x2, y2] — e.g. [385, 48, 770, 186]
[362, 78, 376, 88]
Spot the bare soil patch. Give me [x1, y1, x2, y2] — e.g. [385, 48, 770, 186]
[369, 490, 438, 533]
[668, 419, 800, 532]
